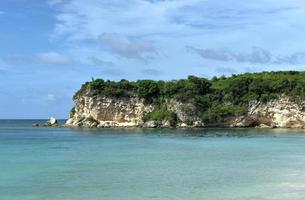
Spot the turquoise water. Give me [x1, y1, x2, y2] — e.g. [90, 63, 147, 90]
[1, 121, 305, 200]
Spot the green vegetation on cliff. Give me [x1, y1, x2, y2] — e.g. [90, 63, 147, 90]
[74, 71, 305, 124]
[143, 108, 178, 127]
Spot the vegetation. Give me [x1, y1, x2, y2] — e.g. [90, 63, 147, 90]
[75, 71, 305, 123]
[143, 107, 178, 127]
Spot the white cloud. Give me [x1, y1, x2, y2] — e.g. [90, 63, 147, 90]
[2, 52, 73, 65]
[187, 46, 272, 64]
[187, 46, 305, 65]
[47, 0, 305, 78]
[36, 52, 73, 65]
[275, 53, 305, 65]
[89, 57, 115, 67]
[50, 0, 303, 41]
[50, 0, 196, 40]
[98, 33, 158, 61]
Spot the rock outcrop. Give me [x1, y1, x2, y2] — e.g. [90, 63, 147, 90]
[232, 97, 305, 128]
[66, 91, 305, 129]
[142, 121, 161, 128]
[65, 91, 205, 128]
[66, 94, 154, 128]
[44, 117, 58, 127]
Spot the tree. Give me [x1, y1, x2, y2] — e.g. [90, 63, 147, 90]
[137, 80, 160, 101]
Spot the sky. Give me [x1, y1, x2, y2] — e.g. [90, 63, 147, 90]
[1, 0, 305, 119]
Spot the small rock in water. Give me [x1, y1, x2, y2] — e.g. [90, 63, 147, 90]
[32, 123, 39, 127]
[44, 117, 58, 127]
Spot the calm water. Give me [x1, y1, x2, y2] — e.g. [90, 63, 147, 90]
[1, 121, 305, 200]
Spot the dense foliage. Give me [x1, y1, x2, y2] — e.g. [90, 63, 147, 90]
[75, 71, 305, 123]
[142, 107, 178, 127]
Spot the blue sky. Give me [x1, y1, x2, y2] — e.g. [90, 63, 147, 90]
[1, 0, 305, 119]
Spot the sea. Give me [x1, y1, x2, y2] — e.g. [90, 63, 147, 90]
[1, 120, 305, 200]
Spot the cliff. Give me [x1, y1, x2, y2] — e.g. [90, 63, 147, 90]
[66, 94, 154, 128]
[66, 72, 305, 128]
[66, 93, 204, 128]
[232, 97, 305, 128]
[66, 93, 305, 128]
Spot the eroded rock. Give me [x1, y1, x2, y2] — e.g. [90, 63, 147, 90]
[142, 121, 161, 128]
[232, 97, 305, 128]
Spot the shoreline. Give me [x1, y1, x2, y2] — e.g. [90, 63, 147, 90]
[47, 124, 305, 130]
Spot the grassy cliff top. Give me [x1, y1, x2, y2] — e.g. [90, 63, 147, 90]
[75, 71, 305, 102]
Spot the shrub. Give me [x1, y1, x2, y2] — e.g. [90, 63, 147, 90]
[143, 108, 178, 126]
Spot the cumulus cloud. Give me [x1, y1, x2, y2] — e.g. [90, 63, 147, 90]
[186, 46, 272, 64]
[50, 0, 299, 40]
[275, 53, 305, 65]
[98, 33, 158, 61]
[47, 0, 305, 72]
[50, 0, 188, 40]
[233, 48, 271, 64]
[186, 47, 231, 61]
[43, 0, 305, 81]
[172, 3, 297, 30]
[187, 46, 305, 65]
[89, 57, 116, 67]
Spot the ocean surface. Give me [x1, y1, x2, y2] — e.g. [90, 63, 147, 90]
[1, 120, 305, 200]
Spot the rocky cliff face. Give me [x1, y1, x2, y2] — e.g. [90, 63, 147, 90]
[232, 97, 305, 128]
[66, 94, 154, 128]
[65, 92, 204, 128]
[66, 93, 305, 128]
